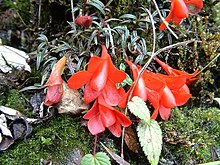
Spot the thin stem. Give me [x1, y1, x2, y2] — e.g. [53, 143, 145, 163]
[70, 0, 76, 30]
[152, 0, 179, 39]
[93, 134, 98, 155]
[196, 53, 220, 76]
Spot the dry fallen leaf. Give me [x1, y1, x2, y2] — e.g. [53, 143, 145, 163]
[57, 82, 89, 115]
[125, 127, 138, 153]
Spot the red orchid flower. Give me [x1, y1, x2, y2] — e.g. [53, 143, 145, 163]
[44, 56, 67, 106]
[75, 15, 93, 28]
[68, 45, 126, 106]
[155, 57, 199, 84]
[83, 96, 132, 137]
[159, 0, 203, 30]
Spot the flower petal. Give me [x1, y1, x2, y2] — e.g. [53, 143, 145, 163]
[159, 105, 171, 120]
[102, 80, 121, 106]
[108, 122, 122, 137]
[99, 104, 116, 127]
[173, 0, 188, 18]
[87, 114, 105, 135]
[67, 71, 92, 89]
[44, 84, 63, 106]
[83, 100, 99, 120]
[46, 56, 66, 86]
[114, 110, 132, 127]
[84, 83, 101, 103]
[160, 86, 176, 108]
[90, 59, 108, 91]
[87, 56, 103, 73]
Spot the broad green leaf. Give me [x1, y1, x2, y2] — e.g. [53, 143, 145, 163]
[137, 120, 162, 165]
[80, 152, 111, 165]
[128, 96, 150, 123]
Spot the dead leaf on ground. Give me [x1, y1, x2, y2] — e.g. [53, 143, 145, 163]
[57, 82, 89, 115]
[125, 127, 138, 153]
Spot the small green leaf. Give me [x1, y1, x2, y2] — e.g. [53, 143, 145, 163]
[80, 152, 111, 165]
[128, 96, 150, 122]
[137, 120, 162, 165]
[119, 14, 137, 20]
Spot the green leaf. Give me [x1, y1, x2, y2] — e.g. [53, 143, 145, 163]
[137, 120, 162, 165]
[119, 14, 137, 20]
[87, 0, 105, 15]
[80, 152, 111, 165]
[128, 96, 150, 123]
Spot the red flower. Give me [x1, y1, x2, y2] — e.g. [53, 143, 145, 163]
[155, 57, 199, 84]
[83, 96, 132, 137]
[151, 73, 192, 120]
[75, 15, 93, 28]
[118, 61, 165, 110]
[44, 56, 67, 106]
[159, 0, 203, 30]
[68, 45, 126, 106]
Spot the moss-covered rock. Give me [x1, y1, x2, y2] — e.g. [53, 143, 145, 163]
[161, 107, 220, 164]
[0, 115, 93, 164]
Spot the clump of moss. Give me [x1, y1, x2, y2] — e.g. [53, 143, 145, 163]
[161, 107, 220, 164]
[0, 115, 93, 164]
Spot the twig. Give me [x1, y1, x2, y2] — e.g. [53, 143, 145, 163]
[37, 0, 42, 29]
[152, 0, 179, 39]
[196, 53, 220, 76]
[70, 0, 76, 30]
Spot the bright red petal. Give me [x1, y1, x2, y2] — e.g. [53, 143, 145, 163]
[87, 114, 105, 135]
[108, 60, 126, 83]
[143, 72, 165, 91]
[75, 16, 93, 28]
[99, 104, 116, 127]
[118, 89, 130, 108]
[90, 60, 108, 91]
[84, 83, 101, 103]
[87, 56, 103, 73]
[132, 78, 148, 102]
[172, 91, 191, 106]
[44, 84, 63, 106]
[164, 75, 186, 90]
[46, 56, 66, 86]
[159, 105, 171, 120]
[173, 0, 188, 18]
[108, 122, 122, 137]
[102, 80, 121, 106]
[67, 71, 92, 89]
[160, 86, 176, 108]
[114, 110, 132, 127]
[83, 100, 99, 119]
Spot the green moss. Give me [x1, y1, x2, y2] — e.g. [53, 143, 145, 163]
[0, 115, 93, 164]
[161, 107, 220, 164]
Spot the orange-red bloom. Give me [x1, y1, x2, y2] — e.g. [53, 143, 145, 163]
[75, 15, 93, 28]
[83, 96, 132, 137]
[68, 45, 126, 106]
[159, 0, 203, 30]
[119, 59, 199, 120]
[44, 56, 67, 106]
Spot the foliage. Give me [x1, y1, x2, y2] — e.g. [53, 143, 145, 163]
[80, 152, 111, 165]
[128, 97, 162, 165]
